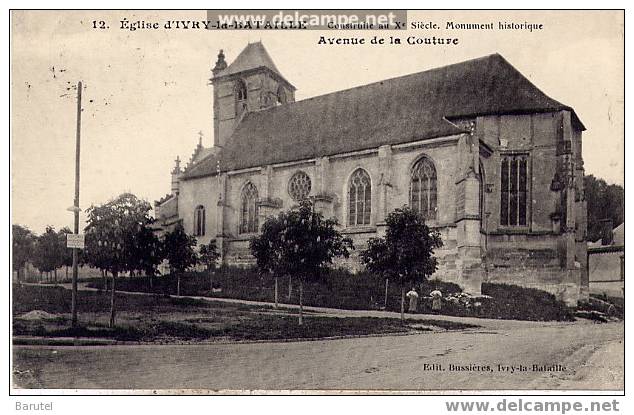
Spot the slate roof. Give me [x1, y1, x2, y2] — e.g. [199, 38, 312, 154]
[589, 222, 625, 247]
[613, 223, 625, 246]
[214, 41, 285, 80]
[183, 53, 584, 180]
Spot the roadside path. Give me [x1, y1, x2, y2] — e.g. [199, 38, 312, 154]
[13, 321, 623, 391]
[23, 281, 589, 331]
[14, 282, 623, 391]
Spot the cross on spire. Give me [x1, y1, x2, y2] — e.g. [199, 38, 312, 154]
[197, 130, 204, 146]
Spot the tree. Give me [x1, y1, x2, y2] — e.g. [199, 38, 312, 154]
[360, 206, 443, 321]
[199, 241, 220, 293]
[12, 224, 35, 281]
[57, 227, 73, 280]
[584, 175, 624, 242]
[128, 223, 164, 288]
[361, 237, 392, 309]
[250, 200, 353, 325]
[163, 223, 199, 296]
[32, 226, 63, 282]
[250, 215, 286, 307]
[84, 193, 154, 327]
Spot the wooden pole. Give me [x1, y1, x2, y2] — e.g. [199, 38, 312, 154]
[71, 81, 82, 328]
[400, 284, 405, 322]
[274, 275, 278, 308]
[109, 271, 116, 328]
[384, 278, 389, 310]
[298, 280, 303, 326]
[288, 275, 292, 300]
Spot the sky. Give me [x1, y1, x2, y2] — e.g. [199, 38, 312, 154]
[11, 10, 624, 234]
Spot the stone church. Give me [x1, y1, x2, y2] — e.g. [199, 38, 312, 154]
[154, 42, 588, 305]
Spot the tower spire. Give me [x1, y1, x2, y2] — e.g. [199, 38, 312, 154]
[172, 156, 181, 174]
[212, 49, 227, 75]
[210, 42, 295, 150]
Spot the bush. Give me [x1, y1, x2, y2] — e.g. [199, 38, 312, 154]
[578, 294, 624, 320]
[479, 283, 575, 321]
[85, 268, 575, 321]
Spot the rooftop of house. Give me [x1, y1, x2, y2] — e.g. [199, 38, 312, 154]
[589, 222, 625, 248]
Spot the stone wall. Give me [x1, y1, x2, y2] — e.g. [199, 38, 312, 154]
[588, 248, 624, 297]
[215, 136, 466, 278]
[176, 110, 587, 304]
[178, 175, 219, 246]
[214, 71, 294, 149]
[476, 111, 587, 304]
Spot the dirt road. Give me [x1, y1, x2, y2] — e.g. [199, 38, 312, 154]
[13, 321, 623, 392]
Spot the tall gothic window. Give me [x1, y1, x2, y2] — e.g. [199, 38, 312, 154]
[500, 154, 528, 226]
[410, 157, 437, 220]
[348, 168, 371, 226]
[235, 79, 247, 115]
[240, 182, 259, 234]
[288, 171, 311, 201]
[277, 85, 287, 105]
[194, 205, 205, 236]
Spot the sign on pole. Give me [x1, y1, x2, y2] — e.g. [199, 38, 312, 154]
[66, 234, 85, 249]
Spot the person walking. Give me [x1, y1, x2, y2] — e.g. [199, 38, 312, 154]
[430, 289, 443, 313]
[406, 287, 419, 313]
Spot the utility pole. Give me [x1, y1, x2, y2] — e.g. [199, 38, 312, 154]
[71, 81, 82, 328]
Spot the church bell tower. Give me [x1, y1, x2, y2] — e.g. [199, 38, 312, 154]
[210, 42, 296, 149]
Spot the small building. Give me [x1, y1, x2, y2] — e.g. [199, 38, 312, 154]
[588, 220, 624, 298]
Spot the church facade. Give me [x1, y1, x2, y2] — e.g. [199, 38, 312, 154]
[155, 42, 589, 305]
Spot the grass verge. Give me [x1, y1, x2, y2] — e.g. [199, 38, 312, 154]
[86, 267, 576, 321]
[13, 284, 478, 343]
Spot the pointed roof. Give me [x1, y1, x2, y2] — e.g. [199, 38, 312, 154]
[590, 222, 625, 247]
[183, 53, 584, 180]
[213, 42, 286, 81]
[613, 222, 624, 246]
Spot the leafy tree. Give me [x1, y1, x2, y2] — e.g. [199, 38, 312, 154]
[12, 224, 35, 281]
[250, 200, 353, 325]
[250, 215, 286, 307]
[360, 206, 443, 321]
[199, 241, 220, 293]
[584, 175, 624, 242]
[163, 223, 199, 296]
[33, 226, 63, 282]
[84, 193, 154, 327]
[128, 223, 164, 288]
[57, 227, 74, 279]
[31, 237, 48, 281]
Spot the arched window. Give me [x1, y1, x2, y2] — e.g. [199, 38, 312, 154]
[410, 156, 437, 220]
[235, 79, 247, 115]
[500, 154, 528, 226]
[277, 85, 287, 105]
[288, 171, 311, 201]
[194, 205, 205, 236]
[348, 168, 371, 226]
[240, 182, 259, 234]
